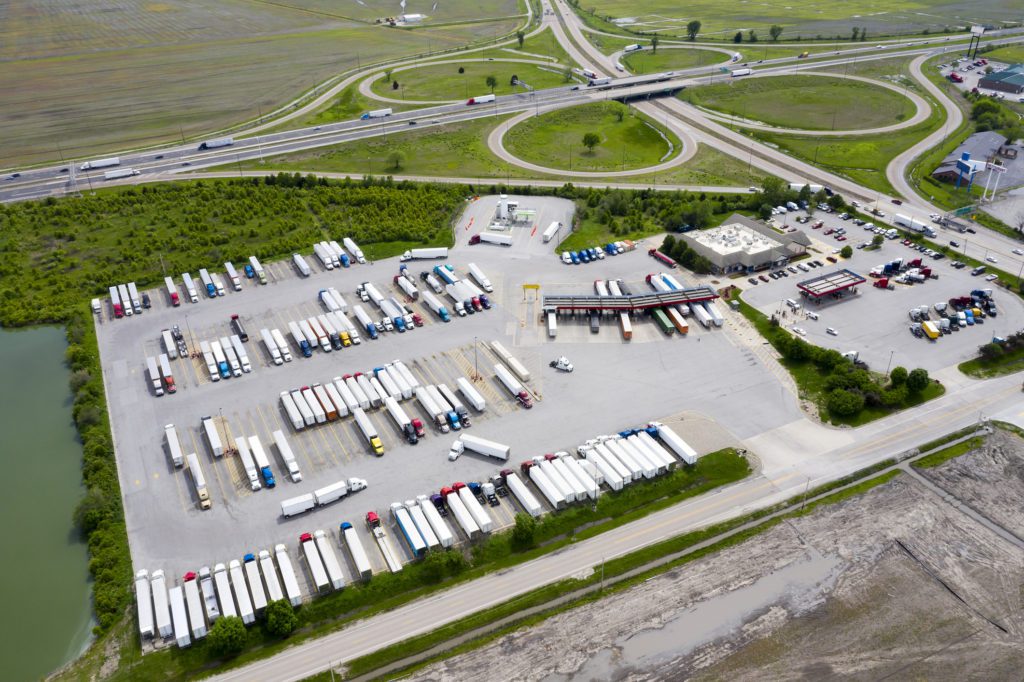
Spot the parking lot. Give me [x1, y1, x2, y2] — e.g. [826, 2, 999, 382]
[97, 194, 806, 597]
[739, 207, 1024, 374]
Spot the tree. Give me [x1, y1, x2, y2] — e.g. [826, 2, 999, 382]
[733, 31, 743, 44]
[827, 193, 846, 210]
[827, 388, 865, 416]
[614, 104, 626, 122]
[485, 75, 497, 92]
[686, 20, 701, 41]
[517, 30, 525, 49]
[860, 27, 867, 41]
[208, 616, 247, 657]
[851, 27, 860, 41]
[979, 342, 1004, 360]
[384, 69, 393, 82]
[769, 24, 783, 41]
[840, 245, 853, 258]
[387, 150, 406, 170]
[651, 36, 659, 53]
[264, 599, 298, 637]
[748, 29, 758, 42]
[906, 368, 930, 393]
[872, 234, 884, 246]
[510, 74, 519, 86]
[511, 513, 537, 549]
[392, 80, 400, 91]
[458, 66, 465, 74]
[582, 132, 601, 153]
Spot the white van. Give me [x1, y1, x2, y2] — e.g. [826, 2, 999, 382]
[785, 298, 801, 311]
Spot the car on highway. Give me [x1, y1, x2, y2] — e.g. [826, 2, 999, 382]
[1013, 248, 1024, 256]
[949, 240, 959, 248]
[891, 198, 903, 205]
[986, 256, 998, 263]
[826, 327, 838, 336]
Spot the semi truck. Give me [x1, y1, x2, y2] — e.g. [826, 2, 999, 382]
[416, 494, 455, 548]
[198, 269, 216, 298]
[340, 522, 374, 581]
[313, 242, 335, 270]
[332, 377, 360, 413]
[229, 334, 251, 372]
[394, 274, 419, 300]
[197, 566, 221, 624]
[272, 429, 303, 482]
[731, 68, 752, 77]
[212, 563, 237, 619]
[437, 383, 471, 426]
[248, 435, 276, 488]
[502, 470, 542, 517]
[390, 503, 427, 558]
[440, 487, 480, 539]
[199, 341, 219, 381]
[182, 273, 199, 303]
[366, 511, 404, 573]
[324, 382, 349, 418]
[150, 569, 173, 638]
[210, 340, 231, 379]
[228, 559, 256, 624]
[135, 570, 155, 639]
[374, 367, 402, 402]
[361, 108, 392, 119]
[198, 137, 234, 150]
[491, 341, 530, 381]
[257, 550, 284, 603]
[521, 461, 565, 509]
[168, 586, 191, 648]
[299, 531, 330, 593]
[313, 382, 337, 419]
[456, 377, 487, 412]
[399, 247, 448, 262]
[416, 386, 450, 433]
[455, 482, 493, 533]
[384, 396, 419, 444]
[242, 554, 267, 614]
[269, 328, 292, 362]
[314, 477, 366, 506]
[182, 572, 207, 639]
[458, 434, 509, 461]
[224, 262, 242, 290]
[421, 290, 451, 322]
[305, 317, 331, 351]
[234, 436, 261, 491]
[344, 375, 370, 410]
[211, 272, 226, 296]
[126, 282, 142, 313]
[293, 253, 311, 277]
[104, 168, 140, 180]
[162, 330, 179, 359]
[355, 373, 381, 408]
[301, 386, 327, 423]
[352, 305, 378, 339]
[201, 416, 224, 457]
[248, 256, 267, 284]
[469, 232, 513, 246]
[218, 336, 242, 377]
[353, 408, 384, 455]
[343, 237, 366, 264]
[109, 285, 123, 318]
[146, 356, 165, 396]
[467, 94, 496, 105]
[262, 329, 284, 366]
[494, 363, 532, 408]
[274, 544, 304, 606]
[314, 530, 347, 590]
[80, 157, 120, 171]
[288, 321, 312, 357]
[466, 262, 493, 292]
[117, 284, 133, 316]
[426, 384, 461, 431]
[186, 453, 212, 510]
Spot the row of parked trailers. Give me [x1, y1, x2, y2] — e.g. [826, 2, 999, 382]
[107, 282, 146, 319]
[191, 333, 252, 383]
[646, 272, 724, 332]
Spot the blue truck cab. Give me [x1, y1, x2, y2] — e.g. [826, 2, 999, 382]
[339, 253, 351, 267]
[605, 243, 617, 255]
[206, 282, 217, 298]
[260, 466, 275, 488]
[299, 340, 313, 358]
[479, 294, 491, 309]
[447, 412, 462, 430]
[244, 264, 255, 278]
[218, 361, 231, 379]
[570, 251, 580, 264]
[394, 316, 407, 333]
[244, 552, 256, 564]
[365, 323, 379, 340]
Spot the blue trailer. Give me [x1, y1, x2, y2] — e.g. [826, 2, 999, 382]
[433, 265, 457, 286]
[390, 503, 427, 559]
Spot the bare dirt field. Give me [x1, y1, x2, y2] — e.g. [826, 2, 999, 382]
[405, 430, 1024, 681]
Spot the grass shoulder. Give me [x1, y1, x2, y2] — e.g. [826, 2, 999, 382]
[912, 436, 986, 468]
[370, 61, 573, 101]
[958, 333, 1024, 378]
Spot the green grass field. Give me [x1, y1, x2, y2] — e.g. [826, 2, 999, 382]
[505, 102, 679, 172]
[371, 61, 573, 101]
[623, 48, 730, 72]
[983, 45, 1024, 64]
[574, 0, 1008, 40]
[682, 75, 916, 130]
[809, 55, 922, 90]
[264, 0, 523, 24]
[0, 0, 522, 166]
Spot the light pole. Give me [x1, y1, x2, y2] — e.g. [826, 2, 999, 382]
[885, 350, 895, 377]
[473, 336, 480, 381]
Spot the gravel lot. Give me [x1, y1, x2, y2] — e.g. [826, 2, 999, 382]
[96, 194, 803, 599]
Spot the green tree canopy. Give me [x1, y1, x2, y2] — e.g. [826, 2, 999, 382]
[208, 616, 247, 657]
[907, 368, 930, 392]
[582, 132, 601, 152]
[264, 599, 298, 638]
[687, 20, 702, 40]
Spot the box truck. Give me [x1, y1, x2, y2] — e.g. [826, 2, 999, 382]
[186, 453, 212, 510]
[274, 545, 303, 606]
[340, 522, 374, 580]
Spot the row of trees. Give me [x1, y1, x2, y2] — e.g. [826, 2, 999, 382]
[969, 97, 1024, 143]
[659, 234, 714, 273]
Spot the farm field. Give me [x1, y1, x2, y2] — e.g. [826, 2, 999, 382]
[262, 0, 523, 24]
[681, 75, 917, 131]
[370, 61, 574, 101]
[0, 0, 522, 167]
[505, 101, 680, 172]
[573, 0, 1012, 39]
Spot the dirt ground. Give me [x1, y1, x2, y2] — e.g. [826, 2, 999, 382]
[404, 431, 1024, 681]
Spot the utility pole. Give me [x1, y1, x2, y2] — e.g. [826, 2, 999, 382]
[473, 336, 480, 381]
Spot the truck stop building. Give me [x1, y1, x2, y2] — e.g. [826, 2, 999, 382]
[796, 269, 866, 304]
[680, 214, 809, 275]
[978, 64, 1024, 95]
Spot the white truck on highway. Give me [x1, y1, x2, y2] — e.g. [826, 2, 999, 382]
[80, 157, 120, 171]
